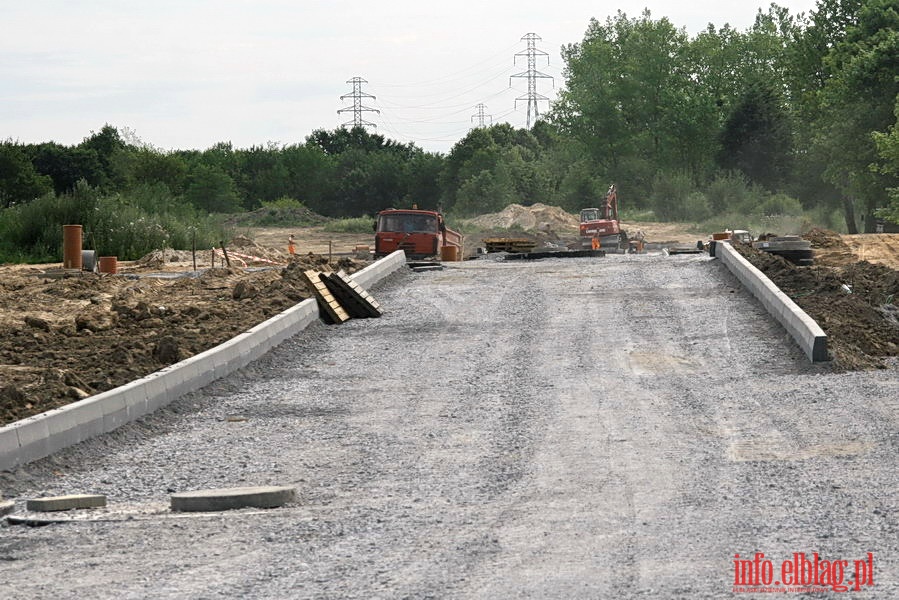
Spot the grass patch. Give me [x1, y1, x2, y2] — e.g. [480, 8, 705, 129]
[322, 217, 375, 233]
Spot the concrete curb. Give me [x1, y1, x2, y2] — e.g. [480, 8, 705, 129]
[0, 250, 406, 471]
[170, 485, 296, 512]
[714, 241, 828, 362]
[349, 249, 407, 289]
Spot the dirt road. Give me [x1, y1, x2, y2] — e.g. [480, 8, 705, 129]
[2, 254, 897, 598]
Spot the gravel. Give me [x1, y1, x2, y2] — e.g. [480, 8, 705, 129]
[1, 253, 897, 598]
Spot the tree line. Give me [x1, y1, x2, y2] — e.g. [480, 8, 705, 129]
[1, 0, 898, 262]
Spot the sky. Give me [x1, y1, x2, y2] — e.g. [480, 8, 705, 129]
[1, 0, 819, 154]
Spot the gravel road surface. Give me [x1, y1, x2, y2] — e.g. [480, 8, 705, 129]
[2, 254, 897, 598]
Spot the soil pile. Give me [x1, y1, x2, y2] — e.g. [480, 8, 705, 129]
[735, 244, 899, 370]
[802, 228, 857, 267]
[841, 233, 899, 270]
[465, 204, 579, 234]
[803, 228, 846, 249]
[136, 235, 289, 269]
[0, 254, 368, 425]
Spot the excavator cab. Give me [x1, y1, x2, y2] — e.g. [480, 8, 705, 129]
[580, 208, 601, 222]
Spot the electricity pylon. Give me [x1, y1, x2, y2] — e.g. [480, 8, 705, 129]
[510, 33, 553, 128]
[471, 103, 492, 128]
[338, 77, 379, 129]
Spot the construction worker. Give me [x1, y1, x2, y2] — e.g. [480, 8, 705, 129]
[591, 232, 600, 250]
[632, 229, 645, 253]
[288, 235, 296, 256]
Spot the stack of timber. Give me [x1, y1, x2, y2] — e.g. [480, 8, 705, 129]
[300, 269, 383, 324]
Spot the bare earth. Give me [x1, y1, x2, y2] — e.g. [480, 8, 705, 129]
[0, 234, 370, 425]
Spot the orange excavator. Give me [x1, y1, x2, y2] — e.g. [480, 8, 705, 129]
[579, 184, 628, 251]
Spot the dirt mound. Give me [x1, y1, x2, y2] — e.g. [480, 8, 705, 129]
[803, 228, 846, 249]
[465, 204, 579, 234]
[801, 228, 857, 268]
[135, 248, 199, 267]
[225, 205, 330, 227]
[136, 236, 290, 269]
[841, 233, 899, 270]
[735, 245, 899, 370]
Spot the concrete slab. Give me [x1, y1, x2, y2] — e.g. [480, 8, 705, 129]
[351, 250, 405, 289]
[0, 499, 14, 516]
[170, 486, 296, 512]
[115, 380, 149, 421]
[14, 417, 51, 466]
[0, 426, 20, 460]
[26, 494, 107, 512]
[179, 350, 216, 393]
[48, 396, 104, 446]
[144, 373, 173, 413]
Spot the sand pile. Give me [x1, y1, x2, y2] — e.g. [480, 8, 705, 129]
[465, 203, 579, 233]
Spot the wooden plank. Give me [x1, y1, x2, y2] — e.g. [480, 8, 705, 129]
[301, 270, 350, 324]
[323, 271, 383, 318]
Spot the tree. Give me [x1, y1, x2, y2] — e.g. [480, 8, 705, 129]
[79, 124, 126, 187]
[453, 168, 515, 217]
[122, 148, 188, 194]
[440, 127, 501, 212]
[279, 144, 334, 214]
[811, 0, 899, 231]
[873, 97, 899, 222]
[28, 143, 106, 194]
[0, 143, 53, 207]
[183, 164, 241, 213]
[235, 144, 290, 209]
[718, 81, 794, 190]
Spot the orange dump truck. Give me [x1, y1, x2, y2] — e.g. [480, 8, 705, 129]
[374, 209, 463, 259]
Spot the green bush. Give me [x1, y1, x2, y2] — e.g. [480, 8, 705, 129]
[322, 216, 375, 233]
[684, 192, 712, 222]
[649, 171, 694, 221]
[0, 180, 226, 263]
[756, 193, 804, 217]
[690, 207, 840, 238]
[705, 171, 754, 214]
[262, 196, 306, 210]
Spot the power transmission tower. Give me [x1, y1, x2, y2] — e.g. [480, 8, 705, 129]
[338, 77, 379, 129]
[510, 33, 553, 128]
[471, 103, 492, 128]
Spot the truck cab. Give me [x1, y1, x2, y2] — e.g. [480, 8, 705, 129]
[374, 209, 462, 259]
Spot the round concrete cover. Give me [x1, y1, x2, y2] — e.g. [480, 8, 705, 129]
[170, 486, 296, 512]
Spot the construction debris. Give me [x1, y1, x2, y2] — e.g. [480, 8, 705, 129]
[504, 249, 606, 260]
[483, 238, 538, 253]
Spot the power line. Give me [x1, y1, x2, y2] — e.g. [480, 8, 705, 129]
[337, 77, 380, 129]
[510, 33, 554, 129]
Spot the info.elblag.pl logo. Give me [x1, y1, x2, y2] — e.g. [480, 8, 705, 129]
[732, 552, 875, 593]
